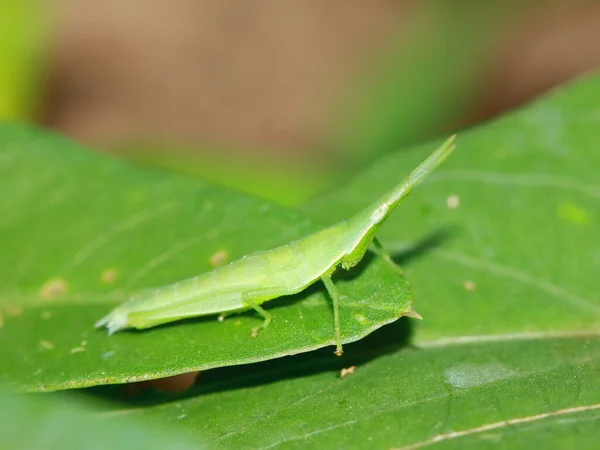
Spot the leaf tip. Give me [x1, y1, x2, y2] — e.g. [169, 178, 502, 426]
[403, 307, 423, 321]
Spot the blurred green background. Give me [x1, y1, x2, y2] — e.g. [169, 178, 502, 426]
[3, 0, 600, 204]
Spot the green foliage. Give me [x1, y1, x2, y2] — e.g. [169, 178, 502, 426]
[2, 73, 600, 448]
[0, 388, 199, 449]
[132, 334, 600, 449]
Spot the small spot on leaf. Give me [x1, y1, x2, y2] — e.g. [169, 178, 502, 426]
[354, 314, 368, 324]
[445, 362, 517, 389]
[102, 351, 115, 359]
[39, 340, 54, 350]
[463, 280, 476, 291]
[557, 201, 590, 225]
[446, 195, 460, 209]
[40, 310, 52, 320]
[100, 268, 119, 284]
[340, 366, 357, 378]
[40, 278, 68, 300]
[70, 346, 86, 354]
[210, 250, 229, 267]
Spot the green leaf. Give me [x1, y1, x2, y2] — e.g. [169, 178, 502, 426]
[117, 332, 600, 449]
[0, 124, 413, 392]
[0, 387, 200, 449]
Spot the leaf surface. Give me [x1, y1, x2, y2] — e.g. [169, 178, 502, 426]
[130, 332, 600, 449]
[0, 388, 200, 450]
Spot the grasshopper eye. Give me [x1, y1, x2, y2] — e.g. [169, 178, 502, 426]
[370, 204, 389, 224]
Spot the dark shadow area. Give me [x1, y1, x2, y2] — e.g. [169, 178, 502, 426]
[390, 227, 453, 266]
[333, 250, 376, 282]
[78, 228, 453, 407]
[81, 317, 413, 408]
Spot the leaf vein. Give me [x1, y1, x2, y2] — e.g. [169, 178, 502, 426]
[435, 248, 600, 314]
[430, 170, 600, 199]
[69, 201, 178, 267]
[394, 402, 600, 450]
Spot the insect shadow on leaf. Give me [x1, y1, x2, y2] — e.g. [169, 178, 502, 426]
[390, 227, 454, 267]
[83, 315, 417, 406]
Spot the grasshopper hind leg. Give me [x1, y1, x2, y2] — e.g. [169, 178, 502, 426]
[248, 303, 272, 337]
[321, 275, 343, 356]
[240, 288, 286, 337]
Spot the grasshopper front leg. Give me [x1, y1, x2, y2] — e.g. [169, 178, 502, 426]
[321, 275, 343, 356]
[241, 288, 281, 337]
[372, 237, 404, 276]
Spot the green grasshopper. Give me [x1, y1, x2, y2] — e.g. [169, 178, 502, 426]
[96, 136, 456, 355]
